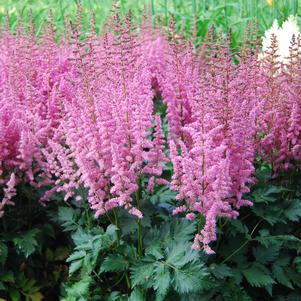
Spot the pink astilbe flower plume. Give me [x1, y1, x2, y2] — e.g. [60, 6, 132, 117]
[42, 8, 168, 218]
[169, 28, 259, 253]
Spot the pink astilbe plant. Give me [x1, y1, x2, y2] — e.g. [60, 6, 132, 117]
[258, 28, 301, 173]
[169, 29, 260, 253]
[42, 9, 168, 218]
[0, 14, 71, 213]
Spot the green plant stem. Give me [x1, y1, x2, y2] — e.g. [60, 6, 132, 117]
[111, 272, 126, 288]
[113, 208, 121, 245]
[221, 219, 263, 264]
[215, 218, 223, 251]
[135, 189, 143, 257]
[125, 272, 131, 289]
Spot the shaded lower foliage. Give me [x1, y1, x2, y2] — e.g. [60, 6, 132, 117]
[1, 163, 301, 300]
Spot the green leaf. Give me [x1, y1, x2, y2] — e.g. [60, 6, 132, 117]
[65, 275, 92, 299]
[210, 264, 233, 279]
[13, 229, 40, 258]
[129, 287, 145, 301]
[293, 257, 301, 273]
[100, 254, 129, 273]
[145, 243, 164, 260]
[69, 259, 83, 275]
[252, 244, 280, 264]
[0, 242, 8, 266]
[9, 288, 20, 301]
[173, 264, 207, 294]
[286, 267, 301, 287]
[131, 262, 155, 287]
[66, 250, 86, 262]
[166, 243, 197, 267]
[153, 264, 170, 298]
[0, 271, 14, 283]
[172, 219, 196, 242]
[252, 186, 288, 204]
[284, 200, 301, 222]
[57, 207, 77, 232]
[272, 264, 293, 289]
[0, 281, 5, 290]
[242, 265, 275, 287]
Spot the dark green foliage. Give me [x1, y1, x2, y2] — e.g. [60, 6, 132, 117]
[1, 165, 301, 300]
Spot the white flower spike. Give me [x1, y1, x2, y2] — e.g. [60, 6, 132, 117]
[260, 15, 300, 64]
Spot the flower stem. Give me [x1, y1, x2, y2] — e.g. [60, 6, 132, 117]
[135, 189, 143, 257]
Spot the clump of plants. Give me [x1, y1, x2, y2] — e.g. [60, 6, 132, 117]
[1, 3, 301, 300]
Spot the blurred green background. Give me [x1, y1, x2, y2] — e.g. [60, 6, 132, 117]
[0, 0, 300, 43]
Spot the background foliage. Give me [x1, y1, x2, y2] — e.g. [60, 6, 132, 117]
[1, 164, 301, 300]
[0, 0, 300, 41]
[0, 0, 301, 300]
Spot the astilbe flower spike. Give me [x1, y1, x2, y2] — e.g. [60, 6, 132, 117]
[169, 28, 260, 253]
[42, 9, 168, 218]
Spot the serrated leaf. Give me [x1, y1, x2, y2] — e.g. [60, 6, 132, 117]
[265, 284, 273, 296]
[284, 200, 301, 222]
[256, 235, 301, 249]
[172, 219, 196, 242]
[129, 287, 145, 301]
[285, 267, 301, 287]
[242, 265, 275, 287]
[211, 264, 233, 279]
[153, 264, 170, 298]
[145, 243, 164, 260]
[57, 207, 77, 231]
[0, 271, 14, 283]
[66, 250, 86, 262]
[272, 264, 293, 289]
[228, 219, 247, 235]
[173, 264, 207, 294]
[252, 186, 286, 204]
[293, 257, 301, 273]
[69, 259, 83, 275]
[65, 275, 92, 298]
[167, 243, 198, 268]
[131, 262, 155, 287]
[100, 255, 129, 273]
[13, 229, 40, 258]
[252, 244, 280, 264]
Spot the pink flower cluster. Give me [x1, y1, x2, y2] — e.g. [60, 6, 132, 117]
[1, 10, 301, 253]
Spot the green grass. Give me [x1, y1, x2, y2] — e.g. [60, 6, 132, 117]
[0, 0, 300, 42]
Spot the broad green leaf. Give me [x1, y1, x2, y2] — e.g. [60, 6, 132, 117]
[252, 244, 280, 264]
[57, 207, 77, 232]
[131, 262, 156, 287]
[0, 271, 14, 283]
[66, 250, 86, 262]
[153, 264, 170, 298]
[9, 288, 20, 301]
[145, 243, 164, 260]
[242, 265, 275, 287]
[284, 200, 301, 222]
[293, 257, 301, 273]
[100, 254, 129, 273]
[173, 265, 207, 294]
[69, 259, 83, 275]
[210, 264, 233, 279]
[272, 264, 293, 289]
[13, 229, 40, 258]
[129, 287, 145, 301]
